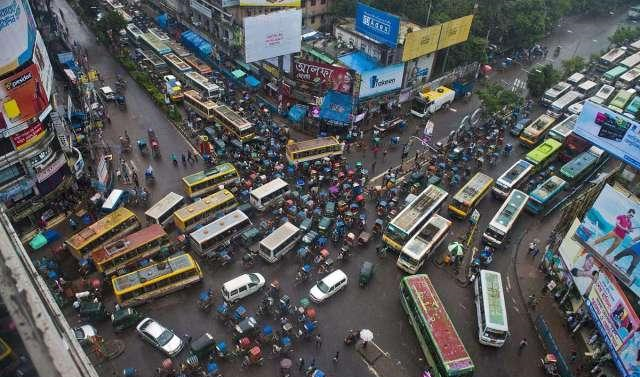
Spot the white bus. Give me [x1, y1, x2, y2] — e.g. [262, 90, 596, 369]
[397, 214, 452, 274]
[492, 160, 533, 199]
[145, 192, 185, 228]
[250, 178, 289, 211]
[590, 84, 616, 105]
[101, 189, 126, 213]
[189, 210, 251, 258]
[547, 90, 583, 118]
[164, 53, 192, 78]
[184, 71, 222, 100]
[547, 114, 578, 144]
[482, 190, 529, 246]
[259, 222, 301, 263]
[618, 67, 640, 89]
[474, 270, 509, 347]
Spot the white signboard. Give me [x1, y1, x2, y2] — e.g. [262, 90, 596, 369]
[243, 9, 302, 64]
[359, 63, 404, 99]
[0, 0, 37, 76]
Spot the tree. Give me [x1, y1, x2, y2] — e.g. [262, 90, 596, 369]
[477, 83, 523, 116]
[95, 11, 126, 44]
[78, 0, 99, 18]
[526, 64, 561, 99]
[609, 26, 640, 47]
[561, 56, 586, 77]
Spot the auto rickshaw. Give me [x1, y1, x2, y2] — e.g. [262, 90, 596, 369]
[78, 301, 109, 321]
[234, 316, 258, 340]
[359, 261, 374, 287]
[240, 226, 262, 246]
[299, 218, 312, 232]
[358, 231, 371, 246]
[318, 216, 332, 234]
[189, 332, 216, 360]
[111, 307, 142, 332]
[241, 346, 263, 368]
[324, 201, 335, 216]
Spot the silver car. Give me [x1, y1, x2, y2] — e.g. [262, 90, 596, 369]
[73, 324, 97, 346]
[136, 318, 184, 357]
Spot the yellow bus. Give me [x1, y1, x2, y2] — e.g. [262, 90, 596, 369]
[184, 90, 217, 121]
[112, 253, 203, 307]
[91, 224, 170, 276]
[518, 114, 556, 147]
[66, 207, 141, 259]
[286, 137, 343, 164]
[182, 163, 240, 198]
[212, 104, 255, 143]
[447, 172, 494, 219]
[173, 189, 238, 233]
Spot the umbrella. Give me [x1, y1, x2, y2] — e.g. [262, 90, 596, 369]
[360, 329, 374, 342]
[329, 185, 339, 194]
[448, 241, 464, 256]
[280, 358, 292, 369]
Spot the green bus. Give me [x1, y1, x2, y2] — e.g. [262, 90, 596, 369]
[525, 138, 563, 172]
[602, 65, 628, 85]
[625, 96, 640, 119]
[559, 146, 605, 184]
[526, 175, 568, 215]
[400, 275, 474, 376]
[609, 89, 635, 114]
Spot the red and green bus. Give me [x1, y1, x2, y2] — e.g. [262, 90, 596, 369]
[400, 275, 474, 376]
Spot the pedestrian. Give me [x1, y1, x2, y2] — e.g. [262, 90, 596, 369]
[518, 338, 528, 355]
[383, 149, 388, 160]
[527, 294, 537, 309]
[310, 357, 315, 368]
[371, 161, 377, 172]
[184, 333, 192, 344]
[332, 351, 339, 363]
[297, 357, 305, 371]
[570, 349, 577, 363]
[527, 240, 538, 256]
[531, 246, 540, 258]
[314, 334, 322, 349]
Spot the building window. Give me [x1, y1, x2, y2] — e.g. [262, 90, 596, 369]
[0, 137, 14, 155]
[311, 0, 316, 5]
[0, 164, 24, 186]
[311, 15, 316, 24]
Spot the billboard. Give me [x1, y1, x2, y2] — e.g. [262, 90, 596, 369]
[240, 0, 299, 5]
[10, 121, 45, 150]
[355, 3, 400, 48]
[0, 0, 37, 76]
[437, 15, 474, 49]
[243, 10, 302, 64]
[359, 63, 404, 99]
[0, 63, 49, 131]
[402, 25, 442, 61]
[574, 101, 640, 170]
[293, 59, 353, 94]
[34, 31, 53, 99]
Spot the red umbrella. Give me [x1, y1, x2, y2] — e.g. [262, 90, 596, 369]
[355, 194, 365, 202]
[320, 249, 330, 257]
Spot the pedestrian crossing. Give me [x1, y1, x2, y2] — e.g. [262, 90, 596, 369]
[512, 78, 526, 93]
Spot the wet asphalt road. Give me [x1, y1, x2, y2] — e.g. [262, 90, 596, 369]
[50, 1, 631, 376]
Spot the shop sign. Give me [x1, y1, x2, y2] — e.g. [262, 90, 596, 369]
[11, 121, 45, 150]
[36, 154, 65, 183]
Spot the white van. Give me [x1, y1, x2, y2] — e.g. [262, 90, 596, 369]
[590, 84, 615, 105]
[221, 273, 266, 303]
[542, 82, 571, 106]
[309, 269, 348, 303]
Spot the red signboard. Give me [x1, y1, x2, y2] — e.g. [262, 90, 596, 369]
[0, 63, 49, 130]
[11, 121, 45, 150]
[293, 59, 353, 94]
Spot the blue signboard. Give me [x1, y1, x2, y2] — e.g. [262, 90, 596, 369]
[355, 3, 400, 48]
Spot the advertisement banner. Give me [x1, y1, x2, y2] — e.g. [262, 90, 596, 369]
[0, 0, 37, 77]
[293, 59, 353, 93]
[359, 63, 404, 99]
[355, 3, 400, 48]
[34, 31, 53, 99]
[10, 121, 44, 150]
[437, 15, 474, 49]
[0, 63, 49, 131]
[243, 10, 302, 64]
[574, 184, 640, 297]
[402, 25, 442, 61]
[240, 0, 299, 5]
[575, 101, 640, 169]
[36, 154, 65, 183]
[190, 0, 212, 18]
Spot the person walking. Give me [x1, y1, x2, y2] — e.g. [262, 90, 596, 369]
[332, 351, 339, 365]
[518, 338, 528, 355]
[297, 357, 305, 371]
[314, 334, 322, 349]
[527, 240, 538, 256]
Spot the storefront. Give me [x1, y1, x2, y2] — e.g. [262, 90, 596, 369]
[35, 154, 68, 196]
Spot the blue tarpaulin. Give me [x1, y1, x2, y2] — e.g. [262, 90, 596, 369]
[155, 13, 169, 30]
[288, 105, 308, 123]
[319, 91, 353, 124]
[245, 75, 260, 88]
[338, 51, 380, 73]
[180, 30, 213, 59]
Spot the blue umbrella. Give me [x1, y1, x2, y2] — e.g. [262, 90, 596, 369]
[207, 362, 219, 373]
[262, 325, 273, 336]
[296, 178, 305, 187]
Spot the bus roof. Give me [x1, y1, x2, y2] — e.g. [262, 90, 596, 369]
[403, 275, 474, 372]
[600, 47, 626, 63]
[401, 215, 452, 261]
[260, 222, 299, 251]
[214, 105, 252, 130]
[182, 163, 236, 185]
[174, 189, 234, 222]
[286, 137, 340, 154]
[479, 270, 508, 332]
[609, 90, 635, 110]
[560, 149, 601, 179]
[184, 71, 219, 91]
[604, 65, 628, 78]
[166, 41, 191, 58]
[250, 178, 289, 201]
[190, 210, 249, 243]
[146, 192, 184, 220]
[490, 190, 529, 233]
[497, 160, 533, 187]
[183, 90, 217, 108]
[141, 32, 171, 55]
[92, 224, 166, 264]
[523, 114, 556, 138]
[549, 115, 577, 140]
[620, 51, 640, 68]
[529, 176, 567, 203]
[184, 55, 213, 75]
[102, 189, 125, 210]
[126, 23, 144, 37]
[112, 253, 196, 293]
[67, 208, 136, 250]
[452, 172, 493, 205]
[525, 139, 562, 165]
[164, 53, 191, 72]
[391, 185, 448, 233]
[620, 67, 640, 83]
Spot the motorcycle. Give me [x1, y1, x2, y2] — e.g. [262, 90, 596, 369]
[344, 329, 358, 345]
[294, 265, 312, 285]
[541, 354, 560, 376]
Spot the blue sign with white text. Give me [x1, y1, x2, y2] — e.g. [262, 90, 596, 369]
[355, 3, 400, 47]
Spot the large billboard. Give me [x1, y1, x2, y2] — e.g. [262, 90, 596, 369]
[0, 63, 49, 131]
[239, 0, 299, 5]
[293, 59, 353, 94]
[402, 25, 442, 61]
[0, 0, 37, 77]
[575, 101, 640, 170]
[243, 9, 302, 64]
[10, 121, 45, 150]
[358, 63, 404, 99]
[437, 15, 474, 49]
[355, 3, 400, 48]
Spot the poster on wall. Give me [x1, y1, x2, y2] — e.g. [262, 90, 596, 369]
[402, 25, 442, 61]
[243, 10, 302, 64]
[240, 0, 299, 5]
[358, 63, 404, 99]
[355, 3, 400, 48]
[293, 59, 353, 94]
[574, 101, 640, 170]
[0, 63, 49, 131]
[10, 121, 45, 150]
[0, 0, 37, 77]
[437, 15, 474, 49]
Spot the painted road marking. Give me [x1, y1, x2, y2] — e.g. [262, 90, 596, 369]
[459, 302, 467, 311]
[372, 341, 391, 358]
[449, 107, 458, 112]
[506, 275, 512, 292]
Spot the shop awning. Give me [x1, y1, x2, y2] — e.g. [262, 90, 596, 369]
[245, 75, 260, 88]
[288, 104, 307, 123]
[319, 90, 353, 125]
[231, 69, 246, 79]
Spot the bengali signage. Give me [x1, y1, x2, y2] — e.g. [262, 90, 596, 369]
[243, 10, 302, 64]
[293, 59, 353, 94]
[0, 0, 37, 76]
[437, 15, 474, 49]
[240, 0, 299, 5]
[402, 25, 442, 61]
[0, 63, 49, 131]
[36, 154, 65, 183]
[11, 121, 45, 150]
[355, 3, 400, 48]
[358, 63, 404, 99]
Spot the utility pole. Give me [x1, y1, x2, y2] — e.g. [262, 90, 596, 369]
[425, 0, 433, 26]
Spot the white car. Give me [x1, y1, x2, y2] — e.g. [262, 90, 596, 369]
[221, 273, 266, 302]
[73, 324, 97, 345]
[309, 269, 348, 303]
[99, 86, 116, 102]
[136, 318, 184, 356]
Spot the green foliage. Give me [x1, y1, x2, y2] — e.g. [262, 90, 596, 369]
[167, 107, 183, 123]
[609, 26, 640, 47]
[77, 0, 99, 18]
[95, 10, 126, 43]
[561, 56, 586, 77]
[477, 83, 523, 116]
[526, 64, 561, 98]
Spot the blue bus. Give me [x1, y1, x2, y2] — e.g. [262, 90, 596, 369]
[526, 176, 567, 215]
